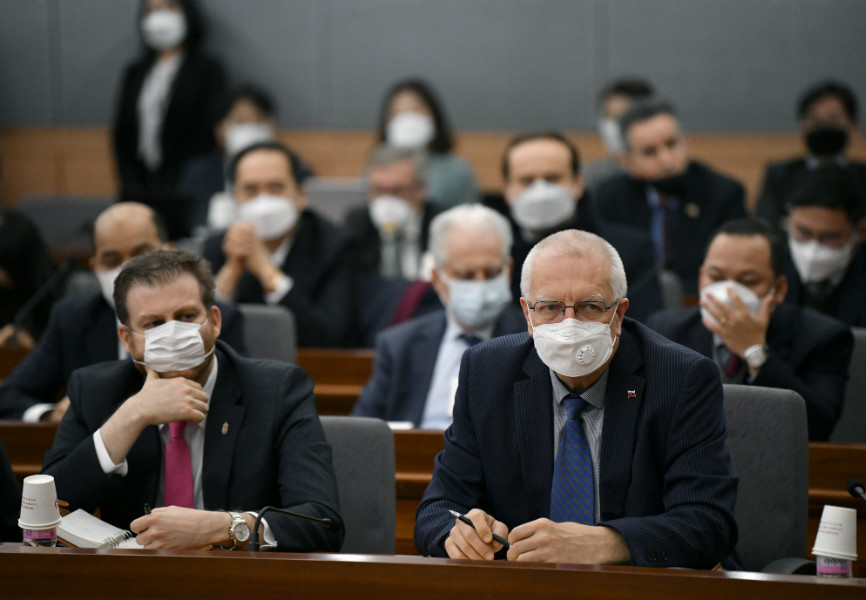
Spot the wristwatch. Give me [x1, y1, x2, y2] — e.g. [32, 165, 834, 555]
[743, 344, 769, 371]
[227, 511, 251, 549]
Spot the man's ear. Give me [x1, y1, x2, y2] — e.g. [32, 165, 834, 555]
[118, 324, 132, 356]
[772, 275, 788, 305]
[612, 298, 629, 337]
[210, 304, 222, 339]
[431, 268, 449, 305]
[520, 297, 534, 337]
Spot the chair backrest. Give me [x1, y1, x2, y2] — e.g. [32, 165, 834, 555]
[303, 176, 367, 224]
[319, 416, 395, 554]
[658, 269, 684, 310]
[15, 196, 113, 261]
[236, 304, 297, 363]
[722, 384, 809, 571]
[830, 327, 866, 443]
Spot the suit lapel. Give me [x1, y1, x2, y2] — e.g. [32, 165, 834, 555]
[87, 300, 122, 363]
[406, 315, 447, 425]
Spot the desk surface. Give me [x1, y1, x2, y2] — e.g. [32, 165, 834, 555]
[0, 546, 862, 600]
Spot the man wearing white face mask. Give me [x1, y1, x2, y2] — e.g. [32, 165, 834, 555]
[782, 164, 866, 327]
[42, 249, 343, 552]
[203, 141, 355, 347]
[648, 218, 853, 440]
[351, 205, 524, 428]
[416, 229, 738, 569]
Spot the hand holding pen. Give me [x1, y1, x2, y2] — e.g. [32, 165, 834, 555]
[445, 508, 510, 560]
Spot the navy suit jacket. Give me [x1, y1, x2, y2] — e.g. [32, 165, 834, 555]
[414, 319, 738, 568]
[42, 341, 344, 552]
[647, 304, 853, 441]
[0, 293, 246, 420]
[351, 307, 527, 426]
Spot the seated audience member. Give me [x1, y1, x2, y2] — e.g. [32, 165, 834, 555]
[352, 204, 525, 428]
[0, 209, 58, 350]
[203, 141, 355, 347]
[648, 218, 853, 441]
[0, 202, 246, 422]
[783, 165, 866, 327]
[756, 80, 865, 229]
[0, 440, 20, 542]
[378, 78, 479, 208]
[583, 77, 655, 192]
[414, 230, 738, 568]
[490, 131, 662, 322]
[42, 249, 343, 551]
[594, 99, 747, 294]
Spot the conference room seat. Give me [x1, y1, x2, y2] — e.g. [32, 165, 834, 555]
[236, 303, 297, 364]
[15, 195, 112, 262]
[830, 327, 866, 443]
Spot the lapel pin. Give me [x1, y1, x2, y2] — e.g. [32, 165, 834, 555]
[684, 203, 700, 219]
[627, 390, 637, 398]
[221, 421, 229, 435]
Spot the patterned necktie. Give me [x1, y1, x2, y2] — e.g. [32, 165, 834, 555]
[163, 421, 195, 508]
[549, 393, 594, 524]
[459, 334, 482, 347]
[724, 351, 742, 380]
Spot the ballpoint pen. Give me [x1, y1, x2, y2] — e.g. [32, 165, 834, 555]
[448, 509, 510, 549]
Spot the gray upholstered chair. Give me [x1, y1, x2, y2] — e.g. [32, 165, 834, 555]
[658, 269, 684, 310]
[15, 196, 112, 260]
[830, 327, 866, 443]
[722, 384, 813, 573]
[236, 303, 297, 364]
[320, 416, 395, 554]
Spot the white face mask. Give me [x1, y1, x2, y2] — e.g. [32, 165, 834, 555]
[597, 117, 625, 155]
[442, 272, 511, 330]
[131, 319, 213, 373]
[225, 123, 274, 157]
[96, 265, 123, 309]
[386, 112, 435, 149]
[510, 180, 575, 231]
[788, 233, 855, 284]
[369, 195, 414, 234]
[141, 9, 187, 51]
[699, 280, 772, 326]
[530, 311, 618, 378]
[236, 194, 298, 241]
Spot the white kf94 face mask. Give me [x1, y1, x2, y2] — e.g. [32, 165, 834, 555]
[141, 9, 187, 51]
[386, 112, 435, 149]
[699, 280, 774, 326]
[787, 233, 855, 284]
[131, 319, 213, 373]
[530, 312, 618, 378]
[236, 194, 298, 241]
[510, 180, 575, 231]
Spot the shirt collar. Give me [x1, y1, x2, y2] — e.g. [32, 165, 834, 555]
[549, 366, 609, 410]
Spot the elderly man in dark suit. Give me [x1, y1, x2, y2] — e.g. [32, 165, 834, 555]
[648, 218, 853, 441]
[415, 230, 737, 568]
[43, 249, 343, 551]
[352, 204, 525, 428]
[594, 98, 747, 295]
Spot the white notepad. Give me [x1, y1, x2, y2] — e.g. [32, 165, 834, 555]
[58, 509, 143, 549]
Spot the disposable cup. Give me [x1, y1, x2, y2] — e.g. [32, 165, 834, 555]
[17, 474, 62, 530]
[811, 505, 858, 561]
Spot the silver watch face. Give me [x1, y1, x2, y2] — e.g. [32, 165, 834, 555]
[235, 520, 251, 542]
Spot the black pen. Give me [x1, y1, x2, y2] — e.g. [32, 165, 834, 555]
[448, 509, 510, 549]
[143, 503, 152, 515]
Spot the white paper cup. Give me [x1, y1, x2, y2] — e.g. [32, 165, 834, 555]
[812, 505, 858, 561]
[17, 474, 62, 530]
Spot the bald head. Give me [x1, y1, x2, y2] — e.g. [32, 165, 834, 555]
[90, 202, 168, 273]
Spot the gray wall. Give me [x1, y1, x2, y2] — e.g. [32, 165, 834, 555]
[1, 0, 864, 132]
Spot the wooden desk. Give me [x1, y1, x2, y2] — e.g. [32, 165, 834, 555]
[0, 546, 861, 600]
[297, 348, 374, 415]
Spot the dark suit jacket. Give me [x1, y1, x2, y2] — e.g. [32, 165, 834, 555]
[41, 341, 344, 552]
[647, 304, 853, 441]
[594, 161, 747, 294]
[755, 158, 866, 229]
[783, 244, 866, 328]
[0, 293, 246, 420]
[203, 210, 356, 348]
[414, 320, 738, 568]
[351, 307, 527, 426]
[112, 51, 226, 192]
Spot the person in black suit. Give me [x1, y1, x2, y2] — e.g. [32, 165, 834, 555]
[594, 99, 747, 295]
[112, 0, 226, 203]
[203, 141, 355, 348]
[648, 219, 853, 441]
[488, 131, 662, 322]
[755, 80, 865, 230]
[783, 165, 866, 327]
[42, 249, 343, 551]
[0, 202, 246, 423]
[415, 230, 737, 568]
[352, 204, 525, 428]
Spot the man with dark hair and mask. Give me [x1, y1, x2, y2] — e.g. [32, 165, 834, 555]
[414, 229, 738, 569]
[42, 249, 343, 552]
[756, 80, 864, 229]
[351, 204, 525, 428]
[783, 164, 866, 327]
[594, 99, 747, 295]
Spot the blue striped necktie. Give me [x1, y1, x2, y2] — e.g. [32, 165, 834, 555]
[549, 393, 594, 524]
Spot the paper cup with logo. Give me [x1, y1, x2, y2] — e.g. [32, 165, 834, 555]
[812, 505, 858, 577]
[18, 474, 62, 530]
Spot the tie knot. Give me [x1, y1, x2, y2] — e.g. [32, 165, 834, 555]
[459, 334, 483, 347]
[168, 421, 187, 439]
[563, 394, 586, 420]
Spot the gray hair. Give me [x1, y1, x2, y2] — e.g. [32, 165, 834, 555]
[429, 204, 513, 269]
[520, 230, 627, 301]
[365, 144, 429, 186]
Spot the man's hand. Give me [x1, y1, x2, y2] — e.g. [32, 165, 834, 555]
[443, 508, 509, 560]
[49, 397, 71, 423]
[507, 518, 631, 564]
[130, 507, 231, 550]
[701, 286, 772, 358]
[0, 324, 35, 351]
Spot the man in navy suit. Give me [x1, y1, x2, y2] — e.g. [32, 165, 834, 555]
[0, 202, 246, 422]
[415, 230, 737, 568]
[352, 204, 525, 428]
[43, 249, 343, 551]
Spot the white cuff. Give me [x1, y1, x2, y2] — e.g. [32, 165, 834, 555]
[93, 430, 128, 476]
[264, 273, 293, 305]
[22, 403, 55, 423]
[246, 511, 278, 549]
